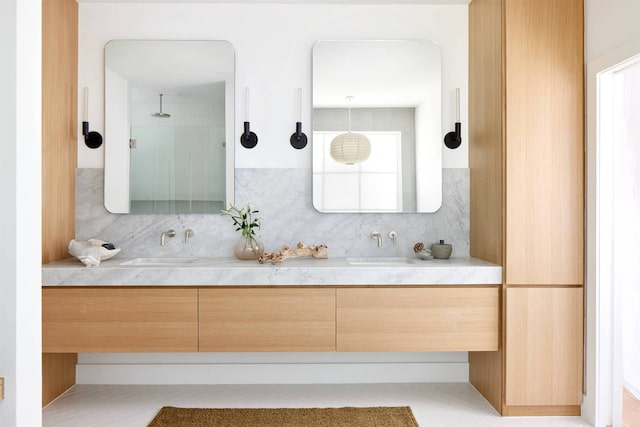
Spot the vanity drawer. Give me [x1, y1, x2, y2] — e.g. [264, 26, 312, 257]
[336, 286, 499, 352]
[42, 287, 198, 352]
[199, 288, 336, 352]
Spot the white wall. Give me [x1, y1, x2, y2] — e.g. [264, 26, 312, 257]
[78, 3, 469, 170]
[614, 59, 640, 400]
[585, 0, 640, 61]
[584, 0, 640, 424]
[0, 0, 42, 425]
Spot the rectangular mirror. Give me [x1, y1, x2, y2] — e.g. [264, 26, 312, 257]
[104, 40, 234, 214]
[312, 40, 442, 213]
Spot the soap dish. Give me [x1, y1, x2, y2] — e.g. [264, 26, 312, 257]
[413, 242, 433, 260]
[415, 249, 434, 260]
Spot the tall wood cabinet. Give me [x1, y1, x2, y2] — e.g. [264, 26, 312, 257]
[468, 0, 584, 416]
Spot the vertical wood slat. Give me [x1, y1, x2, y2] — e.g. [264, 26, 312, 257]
[42, 0, 78, 264]
[42, 0, 79, 407]
[468, 0, 504, 412]
[469, 0, 504, 269]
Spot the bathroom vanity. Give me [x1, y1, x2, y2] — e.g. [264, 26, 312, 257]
[42, 257, 501, 354]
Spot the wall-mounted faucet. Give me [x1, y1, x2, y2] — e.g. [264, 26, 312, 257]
[371, 231, 382, 248]
[184, 229, 194, 243]
[389, 231, 398, 245]
[160, 229, 175, 246]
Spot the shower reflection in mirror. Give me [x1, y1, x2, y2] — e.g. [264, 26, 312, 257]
[104, 40, 235, 214]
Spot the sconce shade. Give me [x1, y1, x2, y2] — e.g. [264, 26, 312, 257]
[330, 132, 371, 165]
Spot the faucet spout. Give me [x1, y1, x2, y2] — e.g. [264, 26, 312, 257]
[371, 231, 382, 248]
[160, 229, 176, 246]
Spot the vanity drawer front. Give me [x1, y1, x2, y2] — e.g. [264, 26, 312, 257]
[42, 288, 198, 352]
[336, 287, 499, 352]
[199, 288, 336, 352]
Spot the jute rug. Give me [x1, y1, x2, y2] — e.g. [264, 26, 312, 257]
[147, 406, 419, 426]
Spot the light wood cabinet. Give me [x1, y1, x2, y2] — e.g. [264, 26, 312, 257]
[42, 288, 199, 352]
[502, 0, 584, 286]
[199, 288, 336, 352]
[504, 288, 583, 408]
[468, 0, 584, 416]
[336, 287, 499, 352]
[43, 285, 500, 353]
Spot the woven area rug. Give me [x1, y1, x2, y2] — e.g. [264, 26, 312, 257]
[147, 406, 419, 427]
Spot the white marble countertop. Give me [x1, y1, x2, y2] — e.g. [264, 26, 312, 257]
[42, 256, 502, 286]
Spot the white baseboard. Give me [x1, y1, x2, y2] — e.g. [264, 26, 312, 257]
[77, 362, 469, 385]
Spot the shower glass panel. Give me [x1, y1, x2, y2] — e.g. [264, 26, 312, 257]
[127, 89, 226, 214]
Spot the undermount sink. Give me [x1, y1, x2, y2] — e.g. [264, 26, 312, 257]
[120, 257, 200, 266]
[346, 257, 416, 266]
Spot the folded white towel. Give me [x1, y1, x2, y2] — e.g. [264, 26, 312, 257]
[68, 239, 102, 267]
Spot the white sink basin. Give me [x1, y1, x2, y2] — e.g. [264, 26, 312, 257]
[346, 257, 416, 266]
[120, 257, 200, 266]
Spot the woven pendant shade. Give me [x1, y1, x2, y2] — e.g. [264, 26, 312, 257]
[330, 132, 371, 165]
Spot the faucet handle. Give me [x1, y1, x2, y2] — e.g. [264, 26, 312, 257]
[185, 229, 194, 243]
[388, 231, 397, 245]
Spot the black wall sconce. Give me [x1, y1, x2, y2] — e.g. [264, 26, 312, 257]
[82, 87, 103, 149]
[240, 87, 258, 148]
[444, 88, 462, 149]
[290, 88, 307, 149]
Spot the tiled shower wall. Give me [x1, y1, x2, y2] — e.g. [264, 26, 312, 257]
[76, 167, 469, 259]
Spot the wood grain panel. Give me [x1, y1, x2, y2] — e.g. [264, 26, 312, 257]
[42, 288, 198, 352]
[469, 0, 504, 268]
[42, 0, 78, 264]
[504, 0, 584, 285]
[337, 287, 499, 352]
[468, 0, 504, 412]
[505, 287, 583, 406]
[42, 353, 77, 407]
[199, 288, 336, 352]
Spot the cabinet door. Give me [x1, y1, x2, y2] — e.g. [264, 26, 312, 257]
[505, 287, 583, 406]
[504, 0, 584, 286]
[337, 287, 499, 351]
[199, 288, 336, 352]
[43, 287, 198, 352]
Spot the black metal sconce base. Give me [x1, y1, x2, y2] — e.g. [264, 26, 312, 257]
[82, 121, 103, 149]
[444, 122, 462, 149]
[290, 122, 308, 149]
[240, 121, 258, 149]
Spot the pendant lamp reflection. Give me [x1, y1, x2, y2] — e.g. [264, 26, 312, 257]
[330, 96, 371, 165]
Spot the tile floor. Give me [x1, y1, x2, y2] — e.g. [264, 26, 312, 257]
[43, 383, 593, 427]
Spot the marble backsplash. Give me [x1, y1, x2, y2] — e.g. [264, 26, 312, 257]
[76, 168, 469, 259]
